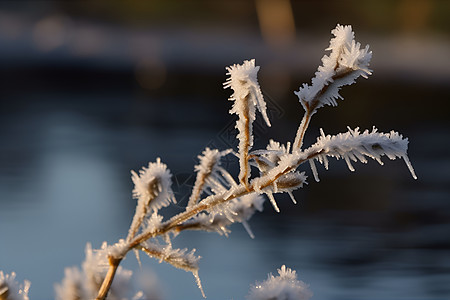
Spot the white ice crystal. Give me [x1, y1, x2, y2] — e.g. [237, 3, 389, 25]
[188, 148, 235, 208]
[141, 241, 205, 298]
[128, 158, 175, 241]
[224, 59, 271, 127]
[250, 140, 291, 174]
[131, 158, 175, 212]
[252, 169, 307, 213]
[306, 127, 417, 180]
[247, 265, 312, 300]
[224, 59, 271, 186]
[295, 24, 372, 112]
[55, 242, 143, 300]
[0, 271, 30, 300]
[184, 193, 265, 238]
[55, 267, 85, 300]
[142, 241, 200, 272]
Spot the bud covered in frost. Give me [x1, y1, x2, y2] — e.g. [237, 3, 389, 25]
[295, 24, 372, 113]
[0, 272, 30, 300]
[224, 59, 271, 187]
[247, 265, 312, 300]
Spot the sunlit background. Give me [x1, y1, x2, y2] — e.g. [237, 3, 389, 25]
[1, 1, 449, 299]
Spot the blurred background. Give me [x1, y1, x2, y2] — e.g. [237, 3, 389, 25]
[0, 1, 449, 299]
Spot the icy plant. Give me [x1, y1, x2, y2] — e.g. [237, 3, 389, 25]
[54, 243, 144, 300]
[247, 265, 312, 300]
[0, 271, 30, 300]
[0, 24, 416, 300]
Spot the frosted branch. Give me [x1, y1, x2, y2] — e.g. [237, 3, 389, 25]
[294, 24, 372, 112]
[224, 59, 271, 187]
[56, 242, 141, 300]
[293, 24, 372, 150]
[180, 194, 264, 237]
[127, 158, 175, 242]
[306, 127, 417, 180]
[188, 148, 235, 208]
[140, 242, 204, 298]
[44, 25, 417, 300]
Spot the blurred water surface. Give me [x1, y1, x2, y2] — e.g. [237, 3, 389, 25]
[0, 93, 449, 300]
[1, 2, 450, 300]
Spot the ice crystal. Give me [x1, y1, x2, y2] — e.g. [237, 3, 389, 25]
[187, 193, 265, 237]
[307, 127, 417, 180]
[247, 265, 312, 300]
[0, 271, 30, 300]
[295, 24, 372, 113]
[224, 59, 271, 127]
[141, 241, 204, 297]
[55, 243, 142, 300]
[224, 59, 271, 186]
[188, 148, 235, 208]
[252, 170, 307, 212]
[128, 158, 175, 241]
[250, 140, 291, 174]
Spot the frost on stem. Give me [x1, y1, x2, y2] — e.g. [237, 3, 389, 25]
[186, 148, 265, 237]
[57, 24, 416, 300]
[55, 242, 144, 300]
[187, 148, 235, 208]
[252, 170, 307, 213]
[247, 265, 312, 300]
[305, 127, 417, 181]
[293, 24, 372, 150]
[183, 193, 265, 238]
[140, 241, 205, 298]
[250, 141, 307, 212]
[250, 140, 291, 174]
[0, 271, 30, 300]
[224, 59, 271, 187]
[127, 158, 175, 242]
[295, 24, 372, 113]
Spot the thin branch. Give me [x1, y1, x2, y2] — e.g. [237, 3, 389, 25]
[95, 143, 328, 299]
[95, 257, 122, 300]
[239, 93, 252, 188]
[127, 178, 158, 242]
[292, 111, 312, 150]
[293, 68, 355, 151]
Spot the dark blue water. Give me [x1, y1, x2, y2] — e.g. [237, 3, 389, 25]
[1, 94, 449, 300]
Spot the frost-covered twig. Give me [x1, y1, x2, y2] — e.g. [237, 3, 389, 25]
[187, 148, 235, 208]
[306, 127, 417, 181]
[127, 159, 175, 243]
[56, 242, 143, 300]
[91, 25, 414, 300]
[293, 24, 372, 150]
[224, 59, 271, 187]
[2, 24, 416, 300]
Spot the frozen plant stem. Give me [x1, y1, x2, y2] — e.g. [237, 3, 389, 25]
[0, 24, 416, 300]
[95, 258, 122, 300]
[293, 68, 355, 150]
[88, 25, 416, 300]
[47, 24, 417, 300]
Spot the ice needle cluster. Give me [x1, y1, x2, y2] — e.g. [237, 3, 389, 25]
[224, 59, 271, 187]
[1, 24, 416, 300]
[0, 272, 30, 300]
[55, 242, 145, 300]
[247, 265, 312, 300]
[295, 24, 372, 112]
